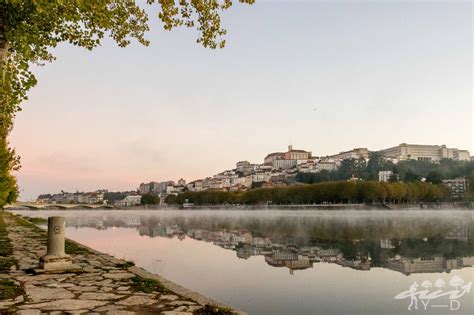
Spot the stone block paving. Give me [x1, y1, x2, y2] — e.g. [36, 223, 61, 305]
[0, 214, 231, 315]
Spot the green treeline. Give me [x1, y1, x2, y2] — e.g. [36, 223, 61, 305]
[171, 181, 451, 206]
[140, 194, 160, 205]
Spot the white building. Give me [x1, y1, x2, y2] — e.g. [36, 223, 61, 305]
[272, 159, 297, 170]
[251, 172, 272, 182]
[272, 250, 298, 261]
[235, 176, 253, 188]
[454, 150, 470, 161]
[210, 179, 224, 189]
[158, 181, 174, 194]
[64, 193, 75, 203]
[442, 178, 467, 199]
[315, 160, 340, 172]
[115, 195, 142, 207]
[327, 148, 369, 160]
[296, 159, 320, 173]
[459, 257, 474, 266]
[264, 152, 286, 165]
[166, 185, 185, 196]
[296, 159, 316, 165]
[77, 194, 91, 204]
[378, 170, 394, 182]
[257, 164, 273, 171]
[224, 175, 239, 188]
[202, 178, 212, 190]
[252, 237, 271, 247]
[139, 183, 151, 195]
[381, 143, 471, 162]
[236, 161, 250, 172]
[194, 180, 203, 191]
[385, 257, 458, 275]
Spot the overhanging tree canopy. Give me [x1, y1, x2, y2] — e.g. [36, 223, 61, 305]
[0, 0, 254, 207]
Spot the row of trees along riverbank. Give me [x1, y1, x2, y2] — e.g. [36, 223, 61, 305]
[166, 181, 451, 206]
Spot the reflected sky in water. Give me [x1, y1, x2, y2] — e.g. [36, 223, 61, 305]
[13, 210, 474, 315]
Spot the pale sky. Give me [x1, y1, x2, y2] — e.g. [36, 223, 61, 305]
[11, 0, 473, 200]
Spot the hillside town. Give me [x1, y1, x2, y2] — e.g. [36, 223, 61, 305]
[35, 143, 473, 206]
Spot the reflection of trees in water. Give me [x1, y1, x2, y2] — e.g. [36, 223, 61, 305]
[163, 215, 471, 241]
[397, 236, 474, 260]
[151, 214, 474, 262]
[66, 213, 474, 261]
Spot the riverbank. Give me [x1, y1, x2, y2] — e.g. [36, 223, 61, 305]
[179, 202, 474, 210]
[0, 211, 242, 314]
[8, 201, 474, 211]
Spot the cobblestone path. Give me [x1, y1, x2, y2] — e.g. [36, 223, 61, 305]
[0, 212, 237, 315]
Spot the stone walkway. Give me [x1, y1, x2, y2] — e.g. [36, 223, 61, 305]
[0, 212, 238, 315]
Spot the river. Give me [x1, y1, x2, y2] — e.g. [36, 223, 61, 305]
[11, 209, 474, 315]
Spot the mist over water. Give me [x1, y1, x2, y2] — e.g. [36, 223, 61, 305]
[12, 209, 474, 315]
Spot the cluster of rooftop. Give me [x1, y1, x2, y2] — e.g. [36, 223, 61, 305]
[36, 190, 108, 205]
[35, 143, 472, 205]
[180, 143, 471, 194]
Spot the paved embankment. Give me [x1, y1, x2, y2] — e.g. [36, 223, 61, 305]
[0, 211, 240, 315]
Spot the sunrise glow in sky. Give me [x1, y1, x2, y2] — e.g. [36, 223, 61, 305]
[11, 0, 473, 200]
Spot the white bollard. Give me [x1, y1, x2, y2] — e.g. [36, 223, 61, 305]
[46, 216, 66, 256]
[38, 216, 76, 272]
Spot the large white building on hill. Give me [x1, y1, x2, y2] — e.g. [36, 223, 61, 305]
[327, 148, 369, 160]
[380, 143, 470, 162]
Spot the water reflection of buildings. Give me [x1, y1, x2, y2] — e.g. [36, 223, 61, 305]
[64, 215, 474, 275]
[386, 257, 474, 275]
[265, 250, 313, 274]
[66, 216, 141, 230]
[167, 228, 382, 274]
[444, 225, 469, 242]
[139, 224, 183, 238]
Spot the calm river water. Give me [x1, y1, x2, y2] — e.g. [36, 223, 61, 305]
[12, 210, 474, 315]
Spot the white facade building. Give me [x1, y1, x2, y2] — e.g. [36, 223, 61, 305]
[455, 150, 470, 161]
[272, 159, 297, 170]
[315, 160, 340, 172]
[139, 183, 151, 195]
[327, 148, 369, 160]
[378, 170, 394, 182]
[236, 161, 250, 172]
[166, 185, 185, 195]
[442, 178, 467, 199]
[381, 143, 471, 162]
[116, 195, 142, 207]
[235, 176, 253, 188]
[194, 180, 203, 191]
[251, 172, 272, 182]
